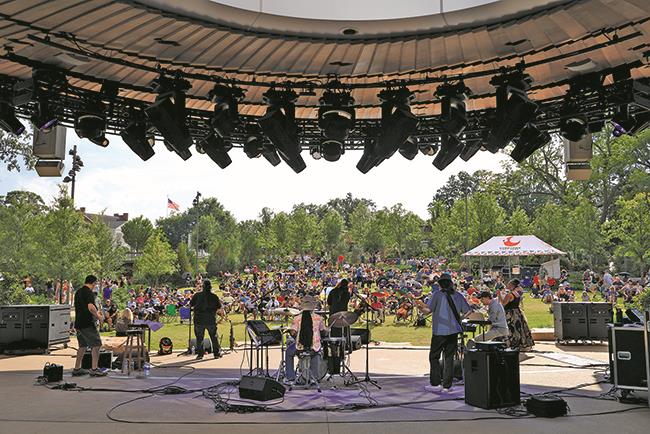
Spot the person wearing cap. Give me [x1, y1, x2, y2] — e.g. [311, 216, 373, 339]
[413, 272, 470, 392]
[190, 280, 224, 360]
[466, 291, 510, 349]
[284, 295, 327, 383]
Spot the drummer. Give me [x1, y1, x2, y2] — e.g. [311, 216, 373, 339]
[284, 295, 327, 383]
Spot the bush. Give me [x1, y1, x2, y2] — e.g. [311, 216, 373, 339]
[634, 287, 650, 311]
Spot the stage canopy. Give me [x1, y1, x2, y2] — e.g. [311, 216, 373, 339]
[462, 235, 566, 257]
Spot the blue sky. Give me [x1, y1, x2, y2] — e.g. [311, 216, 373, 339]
[0, 132, 507, 222]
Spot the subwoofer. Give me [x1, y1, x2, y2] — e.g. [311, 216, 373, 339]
[464, 348, 520, 409]
[238, 375, 285, 401]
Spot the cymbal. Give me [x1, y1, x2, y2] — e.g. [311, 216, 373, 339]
[271, 307, 300, 316]
[329, 311, 359, 328]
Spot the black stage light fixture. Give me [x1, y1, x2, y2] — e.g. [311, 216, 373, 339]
[485, 69, 538, 153]
[244, 135, 264, 158]
[310, 144, 322, 160]
[318, 84, 355, 145]
[418, 137, 439, 156]
[31, 100, 58, 133]
[433, 134, 463, 170]
[0, 102, 26, 135]
[259, 88, 306, 173]
[398, 136, 418, 160]
[120, 118, 155, 161]
[146, 76, 192, 160]
[611, 104, 636, 137]
[262, 143, 282, 166]
[460, 140, 482, 162]
[436, 81, 470, 137]
[321, 140, 344, 162]
[209, 84, 244, 138]
[200, 133, 232, 169]
[75, 110, 108, 147]
[510, 124, 551, 163]
[559, 104, 588, 142]
[356, 87, 419, 173]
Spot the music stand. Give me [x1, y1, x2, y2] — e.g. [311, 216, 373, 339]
[347, 294, 381, 389]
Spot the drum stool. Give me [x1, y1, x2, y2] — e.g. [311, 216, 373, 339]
[292, 350, 322, 393]
[122, 329, 145, 375]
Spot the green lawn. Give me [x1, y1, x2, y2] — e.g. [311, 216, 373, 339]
[102, 296, 560, 348]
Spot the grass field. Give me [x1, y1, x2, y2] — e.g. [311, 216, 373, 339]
[102, 296, 559, 348]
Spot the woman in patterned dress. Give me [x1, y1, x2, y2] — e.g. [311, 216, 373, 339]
[499, 279, 535, 351]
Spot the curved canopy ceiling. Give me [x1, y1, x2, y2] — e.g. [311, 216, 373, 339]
[0, 0, 646, 121]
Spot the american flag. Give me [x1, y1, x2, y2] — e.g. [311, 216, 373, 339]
[167, 198, 180, 212]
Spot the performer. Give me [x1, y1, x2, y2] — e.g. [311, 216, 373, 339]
[284, 295, 327, 382]
[466, 290, 510, 349]
[327, 278, 350, 315]
[499, 279, 535, 351]
[72, 275, 106, 377]
[413, 273, 470, 392]
[190, 280, 224, 359]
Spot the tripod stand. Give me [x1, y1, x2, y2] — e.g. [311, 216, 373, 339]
[348, 294, 381, 389]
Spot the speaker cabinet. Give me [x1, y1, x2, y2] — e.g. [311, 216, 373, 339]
[0, 305, 70, 353]
[82, 350, 113, 369]
[239, 375, 286, 401]
[608, 325, 649, 390]
[553, 302, 612, 341]
[464, 349, 520, 409]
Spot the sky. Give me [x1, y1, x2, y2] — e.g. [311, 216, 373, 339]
[0, 133, 507, 223]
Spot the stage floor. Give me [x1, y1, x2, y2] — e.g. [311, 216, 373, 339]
[0, 342, 647, 434]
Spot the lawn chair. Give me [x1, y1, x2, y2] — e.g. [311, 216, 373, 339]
[179, 306, 191, 324]
[162, 304, 177, 323]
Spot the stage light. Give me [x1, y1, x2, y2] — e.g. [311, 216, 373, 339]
[31, 100, 57, 132]
[310, 145, 322, 160]
[559, 110, 588, 142]
[262, 143, 282, 166]
[485, 70, 537, 153]
[209, 84, 244, 138]
[418, 138, 439, 156]
[75, 112, 108, 147]
[146, 76, 192, 160]
[318, 86, 355, 145]
[200, 133, 232, 169]
[433, 134, 463, 170]
[611, 104, 636, 137]
[120, 119, 155, 161]
[356, 87, 418, 173]
[0, 102, 26, 135]
[510, 124, 551, 163]
[436, 81, 470, 137]
[321, 140, 344, 162]
[259, 88, 306, 173]
[398, 137, 418, 160]
[459, 140, 481, 162]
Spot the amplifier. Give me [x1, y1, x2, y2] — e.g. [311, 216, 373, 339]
[82, 350, 113, 369]
[43, 363, 63, 382]
[350, 328, 370, 345]
[239, 375, 285, 401]
[464, 348, 520, 409]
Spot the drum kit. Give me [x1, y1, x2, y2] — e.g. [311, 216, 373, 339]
[271, 308, 362, 385]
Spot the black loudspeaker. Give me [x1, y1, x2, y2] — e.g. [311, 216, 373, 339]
[238, 375, 286, 401]
[464, 349, 520, 409]
[552, 302, 588, 340]
[608, 325, 648, 389]
[350, 328, 370, 345]
[82, 350, 113, 369]
[587, 303, 612, 340]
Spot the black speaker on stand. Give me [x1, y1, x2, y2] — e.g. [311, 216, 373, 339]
[464, 347, 520, 409]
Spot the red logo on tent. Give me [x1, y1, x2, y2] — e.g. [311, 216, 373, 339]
[503, 236, 520, 247]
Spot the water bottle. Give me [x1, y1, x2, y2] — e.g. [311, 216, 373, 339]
[143, 362, 151, 378]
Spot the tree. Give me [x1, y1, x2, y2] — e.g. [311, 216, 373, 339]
[326, 193, 376, 227]
[505, 208, 531, 235]
[177, 242, 192, 274]
[288, 206, 322, 255]
[567, 199, 605, 269]
[382, 204, 424, 258]
[121, 216, 153, 253]
[89, 215, 127, 284]
[0, 130, 36, 172]
[321, 209, 344, 255]
[611, 192, 650, 276]
[239, 220, 261, 265]
[134, 230, 177, 286]
[532, 202, 570, 252]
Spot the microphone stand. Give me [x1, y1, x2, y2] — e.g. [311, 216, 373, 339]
[178, 305, 194, 356]
[348, 292, 381, 389]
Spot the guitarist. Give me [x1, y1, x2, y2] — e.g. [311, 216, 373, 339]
[413, 273, 470, 393]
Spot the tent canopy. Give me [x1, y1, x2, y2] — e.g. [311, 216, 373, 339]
[462, 235, 566, 257]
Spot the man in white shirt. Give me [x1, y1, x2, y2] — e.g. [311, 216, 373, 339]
[467, 291, 510, 349]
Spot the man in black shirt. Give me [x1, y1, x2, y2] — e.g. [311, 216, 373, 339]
[190, 280, 223, 359]
[73, 275, 106, 376]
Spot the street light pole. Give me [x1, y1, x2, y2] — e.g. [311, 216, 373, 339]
[63, 145, 83, 204]
[192, 191, 202, 278]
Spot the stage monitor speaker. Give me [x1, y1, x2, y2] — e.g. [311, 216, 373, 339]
[0, 306, 24, 350]
[587, 303, 612, 340]
[82, 350, 113, 369]
[350, 328, 370, 345]
[34, 159, 64, 177]
[33, 126, 66, 159]
[238, 375, 285, 401]
[608, 325, 648, 389]
[464, 349, 520, 409]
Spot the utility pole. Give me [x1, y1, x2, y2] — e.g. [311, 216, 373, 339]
[63, 145, 83, 204]
[193, 191, 202, 278]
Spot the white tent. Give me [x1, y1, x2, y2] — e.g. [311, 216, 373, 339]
[462, 235, 566, 257]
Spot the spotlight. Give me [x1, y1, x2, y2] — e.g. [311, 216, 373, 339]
[436, 81, 470, 136]
[460, 140, 482, 162]
[200, 133, 232, 169]
[433, 134, 463, 170]
[318, 85, 355, 145]
[611, 104, 636, 136]
[510, 124, 551, 163]
[356, 87, 419, 173]
[120, 119, 155, 161]
[74, 111, 108, 147]
[321, 140, 344, 162]
[146, 76, 192, 160]
[209, 84, 244, 138]
[31, 100, 57, 132]
[261, 143, 282, 166]
[310, 145, 322, 160]
[259, 88, 306, 173]
[398, 137, 418, 160]
[559, 106, 588, 142]
[243, 135, 263, 158]
[485, 70, 537, 153]
[418, 138, 439, 156]
[0, 102, 26, 135]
